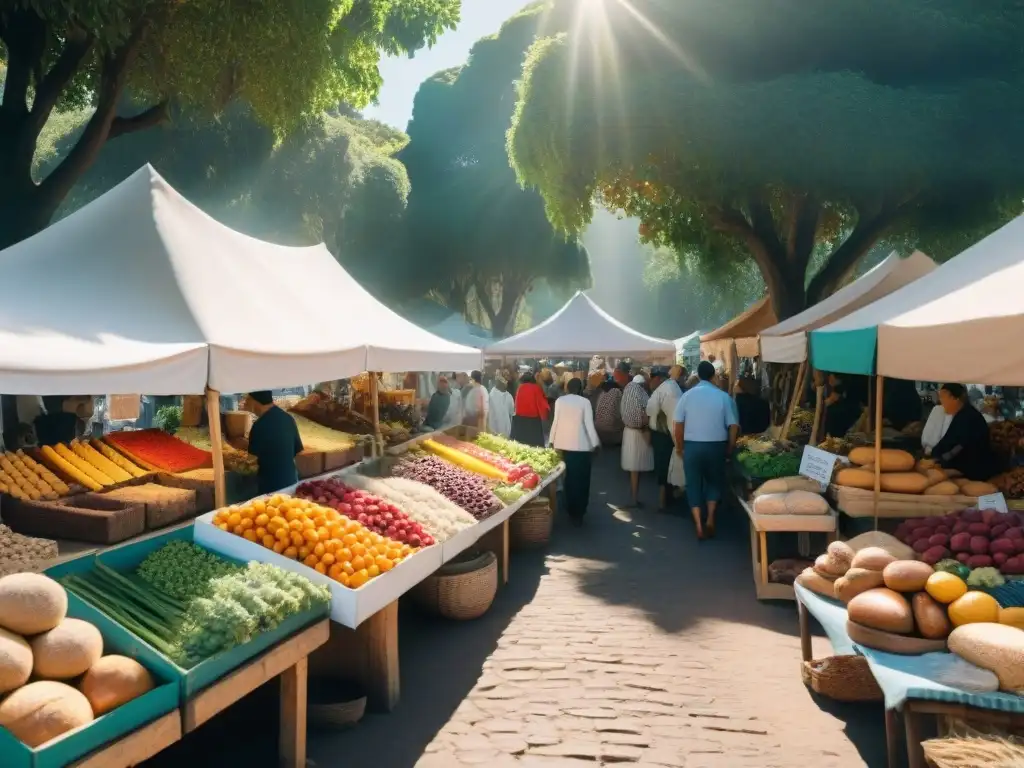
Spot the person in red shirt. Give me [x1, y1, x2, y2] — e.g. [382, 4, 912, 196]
[512, 370, 550, 446]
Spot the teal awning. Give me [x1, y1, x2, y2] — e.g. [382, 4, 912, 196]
[808, 327, 878, 375]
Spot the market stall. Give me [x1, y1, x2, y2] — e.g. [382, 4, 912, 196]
[483, 291, 676, 362]
[700, 297, 778, 394]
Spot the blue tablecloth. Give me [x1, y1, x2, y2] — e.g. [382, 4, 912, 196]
[795, 582, 1024, 713]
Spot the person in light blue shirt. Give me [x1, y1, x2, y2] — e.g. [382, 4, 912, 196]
[673, 361, 739, 539]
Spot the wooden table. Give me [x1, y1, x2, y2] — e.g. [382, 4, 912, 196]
[70, 710, 182, 768]
[184, 619, 329, 768]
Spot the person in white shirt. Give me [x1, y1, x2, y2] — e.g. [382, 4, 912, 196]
[487, 376, 515, 437]
[459, 370, 488, 429]
[646, 365, 683, 510]
[549, 378, 601, 525]
[921, 401, 952, 455]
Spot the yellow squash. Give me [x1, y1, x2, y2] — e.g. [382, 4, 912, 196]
[71, 441, 131, 483]
[91, 440, 147, 478]
[422, 439, 508, 481]
[41, 445, 102, 491]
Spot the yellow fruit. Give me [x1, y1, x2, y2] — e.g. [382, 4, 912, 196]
[925, 572, 968, 604]
[999, 607, 1024, 630]
[948, 591, 1000, 627]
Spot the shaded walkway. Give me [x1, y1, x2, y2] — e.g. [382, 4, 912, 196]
[144, 449, 886, 767]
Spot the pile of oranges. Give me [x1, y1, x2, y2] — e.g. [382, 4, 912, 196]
[212, 494, 416, 589]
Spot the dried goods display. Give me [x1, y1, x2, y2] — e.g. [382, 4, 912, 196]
[788, 407, 813, 438]
[0, 450, 68, 499]
[817, 436, 854, 456]
[90, 440, 148, 478]
[176, 427, 258, 476]
[296, 478, 436, 548]
[392, 455, 501, 518]
[0, 573, 156, 748]
[289, 392, 406, 445]
[0, 526, 58, 578]
[990, 467, 1024, 499]
[833, 449, 985, 496]
[894, 508, 1024, 574]
[989, 420, 1024, 459]
[473, 433, 560, 477]
[105, 429, 210, 473]
[340, 474, 476, 542]
[288, 413, 360, 452]
[60, 541, 328, 667]
[211, 495, 421, 589]
[428, 434, 541, 489]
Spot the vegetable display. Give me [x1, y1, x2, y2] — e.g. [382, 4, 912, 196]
[393, 455, 501, 519]
[60, 542, 328, 667]
[0, 450, 68, 500]
[894, 508, 1024, 574]
[0, 573, 155, 748]
[176, 427, 258, 476]
[342, 474, 477, 542]
[473, 433, 560, 477]
[212, 495, 420, 589]
[422, 437, 541, 493]
[289, 413, 359, 452]
[104, 430, 210, 473]
[422, 439, 510, 481]
[91, 441, 147, 478]
[296, 478, 436, 548]
[0, 525, 58, 578]
[736, 449, 801, 479]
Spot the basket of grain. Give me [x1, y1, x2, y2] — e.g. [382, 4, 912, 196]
[509, 497, 554, 549]
[800, 655, 882, 702]
[413, 550, 497, 620]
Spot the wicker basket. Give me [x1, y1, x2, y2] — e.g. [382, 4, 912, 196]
[800, 655, 882, 702]
[308, 679, 367, 730]
[510, 498, 554, 549]
[413, 550, 498, 620]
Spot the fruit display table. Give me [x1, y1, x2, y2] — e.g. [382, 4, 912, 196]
[69, 710, 182, 768]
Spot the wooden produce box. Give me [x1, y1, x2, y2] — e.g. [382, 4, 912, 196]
[2, 494, 145, 544]
[323, 444, 365, 472]
[158, 469, 216, 513]
[295, 451, 325, 479]
[95, 483, 197, 530]
[830, 485, 978, 519]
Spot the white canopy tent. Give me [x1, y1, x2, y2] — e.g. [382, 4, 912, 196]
[483, 291, 676, 361]
[674, 331, 703, 364]
[810, 214, 1024, 384]
[427, 314, 490, 349]
[0, 165, 482, 396]
[759, 251, 936, 363]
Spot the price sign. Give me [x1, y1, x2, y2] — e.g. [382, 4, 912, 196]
[977, 492, 1009, 514]
[799, 445, 849, 490]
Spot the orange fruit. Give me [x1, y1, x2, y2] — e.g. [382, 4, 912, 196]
[283, 546, 298, 559]
[342, 562, 355, 576]
[328, 563, 343, 579]
[273, 541, 286, 554]
[275, 527, 290, 542]
[351, 543, 366, 557]
[339, 572, 351, 587]
[351, 555, 366, 571]
[321, 553, 335, 566]
[317, 526, 330, 541]
[303, 529, 319, 543]
[349, 570, 368, 589]
[324, 540, 337, 554]
[386, 548, 400, 560]
[227, 512, 241, 527]
[243, 529, 258, 542]
[216, 523, 229, 531]
[254, 513, 269, 527]
[255, 526, 267, 539]
[288, 519, 303, 531]
[262, 535, 276, 548]
[342, 533, 358, 546]
[314, 562, 327, 575]
[290, 532, 305, 547]
[367, 564, 380, 578]
[232, 525, 245, 536]
[304, 554, 318, 568]
[313, 543, 326, 558]
[298, 546, 311, 560]
[379, 558, 394, 572]
[239, 518, 254, 530]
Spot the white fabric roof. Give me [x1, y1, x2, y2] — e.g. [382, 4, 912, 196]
[483, 291, 676, 360]
[674, 330, 703, 356]
[427, 314, 490, 349]
[759, 251, 936, 363]
[812, 215, 1024, 383]
[0, 165, 482, 395]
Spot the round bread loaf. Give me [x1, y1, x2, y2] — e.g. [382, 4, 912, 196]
[834, 567, 886, 604]
[847, 588, 914, 634]
[912, 592, 952, 640]
[850, 546, 898, 571]
[882, 560, 935, 592]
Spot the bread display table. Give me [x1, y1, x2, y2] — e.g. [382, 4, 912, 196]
[738, 495, 837, 600]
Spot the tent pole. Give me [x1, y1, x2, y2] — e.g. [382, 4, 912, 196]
[873, 375, 884, 530]
[205, 387, 226, 508]
[867, 375, 875, 433]
[369, 372, 382, 457]
[810, 375, 824, 444]
[781, 361, 807, 442]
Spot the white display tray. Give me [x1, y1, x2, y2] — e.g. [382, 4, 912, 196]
[194, 511, 443, 628]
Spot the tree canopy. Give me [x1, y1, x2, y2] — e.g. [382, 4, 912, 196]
[0, 0, 459, 249]
[508, 0, 1024, 319]
[396, 2, 590, 336]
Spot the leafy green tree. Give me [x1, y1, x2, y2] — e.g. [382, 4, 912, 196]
[397, 2, 589, 336]
[0, 0, 459, 250]
[508, 0, 1024, 319]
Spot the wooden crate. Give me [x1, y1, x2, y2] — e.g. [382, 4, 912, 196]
[2, 494, 145, 544]
[158, 470, 216, 513]
[295, 451, 325, 479]
[95, 483, 197, 530]
[830, 485, 977, 519]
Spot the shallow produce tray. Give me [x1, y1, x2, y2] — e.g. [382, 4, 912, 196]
[3, 494, 145, 544]
[194, 511, 442, 628]
[0, 592, 179, 768]
[46, 526, 329, 701]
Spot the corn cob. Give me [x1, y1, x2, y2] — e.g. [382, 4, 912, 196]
[56, 443, 115, 486]
[71, 440, 131, 482]
[92, 440, 147, 478]
[422, 439, 509, 481]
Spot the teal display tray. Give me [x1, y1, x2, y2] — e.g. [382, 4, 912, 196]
[0, 591, 179, 768]
[47, 525, 329, 702]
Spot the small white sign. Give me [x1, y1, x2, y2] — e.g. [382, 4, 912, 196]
[977, 492, 1008, 513]
[799, 445, 849, 490]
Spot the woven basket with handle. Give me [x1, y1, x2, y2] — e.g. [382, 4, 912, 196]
[800, 655, 882, 702]
[510, 498, 553, 549]
[413, 550, 497, 620]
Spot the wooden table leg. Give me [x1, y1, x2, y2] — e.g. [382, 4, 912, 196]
[885, 708, 902, 768]
[547, 479, 557, 511]
[904, 703, 927, 768]
[797, 599, 812, 662]
[758, 530, 769, 587]
[279, 657, 308, 768]
[479, 519, 510, 585]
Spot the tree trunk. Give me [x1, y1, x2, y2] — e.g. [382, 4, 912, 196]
[0, 184, 57, 251]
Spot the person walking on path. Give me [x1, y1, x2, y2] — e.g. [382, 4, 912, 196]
[646, 365, 683, 510]
[673, 361, 738, 539]
[621, 373, 654, 507]
[487, 376, 515, 437]
[549, 378, 601, 525]
[460, 370, 488, 429]
[512, 371, 550, 447]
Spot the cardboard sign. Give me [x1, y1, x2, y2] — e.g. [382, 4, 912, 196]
[799, 445, 849, 490]
[977, 492, 1009, 514]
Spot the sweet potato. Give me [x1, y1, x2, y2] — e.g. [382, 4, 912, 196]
[956, 552, 971, 564]
[966, 554, 993, 568]
[912, 538, 932, 554]
[1004, 556, 1024, 574]
[968, 522, 991, 536]
[991, 538, 1016, 555]
[952, 521, 969, 535]
[991, 524, 1010, 539]
[934, 525, 951, 536]
[970, 536, 990, 555]
[950, 532, 972, 553]
[962, 508, 983, 523]
[994, 552, 1009, 567]
[921, 546, 951, 565]
[1006, 527, 1024, 540]
[928, 533, 950, 547]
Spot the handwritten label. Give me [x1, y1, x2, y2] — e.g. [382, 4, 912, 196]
[977, 492, 1008, 514]
[799, 445, 849, 490]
